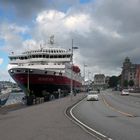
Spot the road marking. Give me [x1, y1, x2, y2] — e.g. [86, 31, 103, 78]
[69, 98, 113, 140]
[101, 95, 135, 117]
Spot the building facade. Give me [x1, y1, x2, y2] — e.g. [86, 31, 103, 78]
[135, 65, 140, 88]
[121, 57, 140, 88]
[93, 74, 108, 90]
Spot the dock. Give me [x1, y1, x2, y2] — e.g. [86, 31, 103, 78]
[0, 93, 95, 140]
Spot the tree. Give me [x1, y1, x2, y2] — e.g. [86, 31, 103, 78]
[108, 76, 119, 88]
[128, 80, 134, 87]
[123, 80, 128, 88]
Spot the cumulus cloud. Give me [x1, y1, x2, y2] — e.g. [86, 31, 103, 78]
[94, 0, 140, 35]
[33, 10, 93, 41]
[1, 0, 140, 80]
[30, 8, 124, 76]
[0, 22, 29, 53]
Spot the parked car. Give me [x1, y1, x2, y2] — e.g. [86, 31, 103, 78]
[121, 89, 129, 95]
[87, 90, 99, 101]
[128, 88, 134, 92]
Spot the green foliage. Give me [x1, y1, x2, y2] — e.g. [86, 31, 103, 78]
[108, 76, 119, 88]
[123, 80, 128, 88]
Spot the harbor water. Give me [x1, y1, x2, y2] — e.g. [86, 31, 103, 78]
[5, 92, 25, 105]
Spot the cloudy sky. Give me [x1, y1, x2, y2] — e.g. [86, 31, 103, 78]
[0, 0, 140, 81]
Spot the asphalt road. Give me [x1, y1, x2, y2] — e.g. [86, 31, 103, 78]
[72, 90, 140, 140]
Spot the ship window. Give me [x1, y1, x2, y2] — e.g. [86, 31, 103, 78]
[59, 72, 62, 76]
[29, 70, 33, 73]
[45, 71, 47, 74]
[54, 55, 57, 58]
[58, 55, 61, 58]
[17, 70, 21, 72]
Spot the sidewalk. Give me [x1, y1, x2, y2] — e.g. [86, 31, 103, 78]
[0, 93, 95, 140]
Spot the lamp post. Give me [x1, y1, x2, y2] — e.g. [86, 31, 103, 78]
[70, 39, 78, 100]
[83, 64, 87, 91]
[88, 71, 91, 91]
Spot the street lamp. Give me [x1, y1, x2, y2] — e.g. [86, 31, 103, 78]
[88, 71, 91, 91]
[83, 64, 87, 91]
[84, 64, 87, 84]
[70, 39, 78, 100]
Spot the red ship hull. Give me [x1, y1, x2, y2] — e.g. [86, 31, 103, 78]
[9, 71, 82, 97]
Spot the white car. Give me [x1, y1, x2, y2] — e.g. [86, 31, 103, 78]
[121, 89, 129, 95]
[87, 90, 99, 101]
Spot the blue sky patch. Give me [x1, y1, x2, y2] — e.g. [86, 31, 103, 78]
[0, 51, 9, 69]
[0, 39, 6, 48]
[0, 6, 16, 23]
[20, 33, 32, 40]
[80, 0, 91, 4]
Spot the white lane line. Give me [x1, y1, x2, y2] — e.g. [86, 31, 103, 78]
[70, 98, 112, 140]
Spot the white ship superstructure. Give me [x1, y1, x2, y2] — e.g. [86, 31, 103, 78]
[8, 38, 82, 102]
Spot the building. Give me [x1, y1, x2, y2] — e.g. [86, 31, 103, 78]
[93, 74, 108, 90]
[135, 65, 140, 88]
[121, 57, 140, 88]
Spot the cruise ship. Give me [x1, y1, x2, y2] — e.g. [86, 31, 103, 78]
[8, 37, 83, 104]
